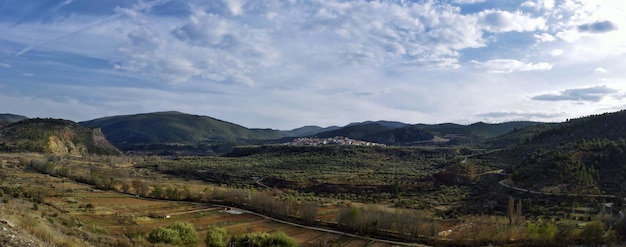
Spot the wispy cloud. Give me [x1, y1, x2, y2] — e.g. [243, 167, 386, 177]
[532, 85, 618, 102]
[1, 0, 625, 128]
[472, 59, 552, 73]
[13, 0, 171, 57]
[477, 111, 564, 119]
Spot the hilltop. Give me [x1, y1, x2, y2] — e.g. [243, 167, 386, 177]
[0, 118, 121, 155]
[80, 111, 283, 155]
[0, 114, 27, 127]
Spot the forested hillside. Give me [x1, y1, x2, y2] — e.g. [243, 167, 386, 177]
[80, 111, 283, 154]
[500, 110, 626, 195]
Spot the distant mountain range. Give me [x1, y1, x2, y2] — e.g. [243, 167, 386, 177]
[0, 111, 545, 155]
[77, 111, 542, 151]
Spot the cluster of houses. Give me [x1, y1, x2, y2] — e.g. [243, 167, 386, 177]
[285, 136, 385, 146]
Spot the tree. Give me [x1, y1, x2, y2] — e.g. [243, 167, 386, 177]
[148, 222, 199, 246]
[148, 227, 181, 245]
[507, 196, 515, 225]
[301, 201, 319, 224]
[205, 227, 227, 247]
[229, 231, 297, 247]
[580, 221, 609, 247]
[150, 185, 165, 198]
[169, 222, 199, 246]
[261, 231, 297, 247]
[516, 199, 523, 225]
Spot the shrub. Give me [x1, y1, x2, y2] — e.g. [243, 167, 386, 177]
[229, 231, 297, 247]
[168, 222, 199, 246]
[205, 226, 228, 247]
[261, 231, 297, 247]
[148, 222, 199, 246]
[148, 227, 181, 245]
[90, 224, 109, 234]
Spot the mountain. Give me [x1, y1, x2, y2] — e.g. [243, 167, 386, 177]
[80, 111, 284, 154]
[494, 110, 626, 195]
[414, 121, 541, 145]
[309, 121, 541, 146]
[277, 125, 340, 137]
[346, 120, 410, 129]
[361, 125, 438, 145]
[312, 123, 394, 140]
[0, 113, 27, 124]
[0, 118, 121, 155]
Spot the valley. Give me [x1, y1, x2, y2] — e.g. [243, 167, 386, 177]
[2, 110, 626, 246]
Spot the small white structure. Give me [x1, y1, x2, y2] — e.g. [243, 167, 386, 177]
[223, 207, 243, 215]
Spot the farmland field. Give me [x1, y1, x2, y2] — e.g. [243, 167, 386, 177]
[0, 154, 400, 246]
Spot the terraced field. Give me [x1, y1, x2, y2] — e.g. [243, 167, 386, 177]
[0, 154, 399, 246]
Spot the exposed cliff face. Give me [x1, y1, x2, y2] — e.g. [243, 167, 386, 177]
[0, 118, 122, 156]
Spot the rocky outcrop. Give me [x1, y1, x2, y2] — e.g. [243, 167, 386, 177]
[0, 220, 47, 247]
[0, 118, 122, 156]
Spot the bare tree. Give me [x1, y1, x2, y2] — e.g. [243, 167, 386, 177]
[301, 201, 319, 224]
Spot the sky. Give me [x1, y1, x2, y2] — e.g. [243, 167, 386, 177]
[1, 0, 625, 130]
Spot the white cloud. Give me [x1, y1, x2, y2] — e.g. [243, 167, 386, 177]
[595, 67, 607, 73]
[475, 9, 546, 32]
[2, 0, 626, 128]
[221, 0, 248, 16]
[521, 0, 555, 10]
[534, 33, 555, 42]
[473, 59, 552, 73]
[550, 49, 563, 56]
[453, 0, 486, 4]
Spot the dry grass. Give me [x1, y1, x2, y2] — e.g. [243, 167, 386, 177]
[0, 205, 89, 247]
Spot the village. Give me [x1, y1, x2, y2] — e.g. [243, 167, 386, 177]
[285, 136, 385, 146]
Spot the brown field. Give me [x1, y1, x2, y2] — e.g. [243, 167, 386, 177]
[0, 155, 398, 247]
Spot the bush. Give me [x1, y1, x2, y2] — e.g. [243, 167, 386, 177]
[229, 231, 297, 247]
[90, 224, 109, 234]
[205, 226, 228, 247]
[148, 222, 199, 246]
[261, 231, 298, 247]
[148, 227, 181, 245]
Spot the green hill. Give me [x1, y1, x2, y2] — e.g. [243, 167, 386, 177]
[0, 118, 121, 155]
[80, 111, 283, 154]
[0, 113, 27, 123]
[312, 123, 394, 140]
[494, 110, 626, 195]
[277, 125, 340, 137]
[414, 121, 541, 146]
[312, 121, 540, 146]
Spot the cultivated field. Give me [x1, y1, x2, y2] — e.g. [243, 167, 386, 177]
[0, 154, 399, 246]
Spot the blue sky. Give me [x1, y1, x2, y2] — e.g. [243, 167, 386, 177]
[1, 0, 625, 129]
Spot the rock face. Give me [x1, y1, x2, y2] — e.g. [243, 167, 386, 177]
[0, 220, 47, 247]
[0, 118, 122, 155]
